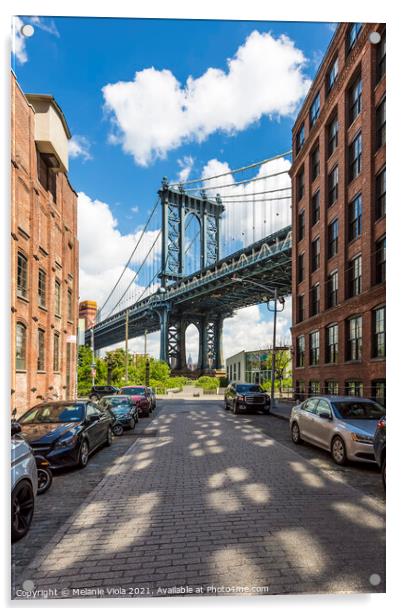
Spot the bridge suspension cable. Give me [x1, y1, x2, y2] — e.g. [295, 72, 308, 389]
[182, 168, 290, 194]
[105, 229, 161, 319]
[218, 195, 291, 204]
[168, 149, 292, 188]
[98, 196, 160, 315]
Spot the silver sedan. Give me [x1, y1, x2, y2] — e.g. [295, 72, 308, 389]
[289, 396, 385, 465]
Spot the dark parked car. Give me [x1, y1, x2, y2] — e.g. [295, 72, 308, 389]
[374, 416, 386, 488]
[89, 385, 119, 401]
[17, 401, 114, 470]
[100, 395, 139, 436]
[224, 383, 271, 414]
[118, 386, 152, 417]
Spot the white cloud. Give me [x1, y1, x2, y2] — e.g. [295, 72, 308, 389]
[201, 156, 291, 252]
[68, 135, 92, 161]
[177, 155, 195, 183]
[102, 30, 311, 165]
[12, 17, 28, 64]
[11, 16, 59, 65]
[131, 206, 139, 214]
[77, 192, 160, 317]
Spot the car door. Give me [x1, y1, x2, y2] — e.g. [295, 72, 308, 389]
[98, 403, 112, 441]
[308, 399, 333, 448]
[298, 398, 319, 442]
[85, 403, 104, 450]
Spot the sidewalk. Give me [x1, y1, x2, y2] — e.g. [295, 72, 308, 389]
[270, 400, 294, 421]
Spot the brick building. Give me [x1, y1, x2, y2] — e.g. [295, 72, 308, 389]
[290, 23, 386, 404]
[11, 73, 79, 415]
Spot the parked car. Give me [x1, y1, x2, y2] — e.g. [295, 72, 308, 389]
[373, 416, 386, 488]
[147, 387, 157, 410]
[89, 385, 119, 402]
[289, 396, 385, 465]
[100, 395, 139, 436]
[11, 421, 37, 542]
[118, 386, 152, 417]
[224, 383, 271, 414]
[17, 401, 114, 470]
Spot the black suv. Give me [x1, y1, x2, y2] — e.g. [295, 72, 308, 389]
[224, 383, 270, 415]
[89, 385, 119, 401]
[373, 416, 386, 489]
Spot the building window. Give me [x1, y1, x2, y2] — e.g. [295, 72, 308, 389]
[309, 331, 320, 366]
[346, 316, 362, 361]
[311, 145, 320, 181]
[326, 323, 338, 363]
[327, 115, 338, 157]
[376, 98, 386, 150]
[311, 237, 320, 271]
[17, 252, 28, 299]
[327, 270, 339, 308]
[297, 210, 305, 241]
[376, 31, 386, 83]
[311, 191, 320, 226]
[296, 124, 305, 154]
[311, 284, 320, 316]
[348, 194, 362, 241]
[16, 322, 27, 370]
[53, 332, 60, 371]
[55, 280, 61, 316]
[37, 151, 57, 202]
[375, 236, 386, 284]
[349, 76, 362, 125]
[325, 380, 339, 395]
[347, 23, 362, 53]
[297, 295, 305, 323]
[297, 168, 305, 201]
[328, 219, 339, 258]
[348, 255, 362, 297]
[296, 336, 305, 367]
[67, 288, 73, 321]
[37, 328, 45, 371]
[375, 168, 386, 220]
[372, 380, 386, 407]
[309, 381, 320, 395]
[310, 92, 320, 127]
[373, 306, 385, 358]
[326, 56, 339, 93]
[328, 166, 338, 206]
[349, 132, 362, 181]
[297, 253, 305, 283]
[38, 269, 47, 309]
[345, 381, 363, 397]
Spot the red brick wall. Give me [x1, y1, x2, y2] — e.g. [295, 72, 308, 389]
[290, 24, 386, 398]
[11, 74, 79, 416]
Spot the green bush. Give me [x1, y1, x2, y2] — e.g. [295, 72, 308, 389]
[194, 376, 219, 390]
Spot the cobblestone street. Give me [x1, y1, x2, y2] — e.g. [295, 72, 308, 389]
[14, 400, 385, 599]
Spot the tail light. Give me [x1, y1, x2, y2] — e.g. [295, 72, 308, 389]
[377, 418, 386, 430]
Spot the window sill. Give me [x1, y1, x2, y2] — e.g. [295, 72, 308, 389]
[371, 356, 385, 362]
[344, 360, 362, 365]
[38, 305, 48, 312]
[37, 370, 47, 374]
[16, 294, 29, 303]
[54, 314, 62, 319]
[16, 369, 27, 373]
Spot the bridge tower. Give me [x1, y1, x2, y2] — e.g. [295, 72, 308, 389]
[156, 179, 226, 373]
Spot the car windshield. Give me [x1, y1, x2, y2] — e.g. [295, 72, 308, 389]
[236, 384, 264, 393]
[112, 406, 131, 414]
[105, 397, 131, 406]
[19, 404, 85, 424]
[121, 387, 145, 395]
[333, 401, 385, 420]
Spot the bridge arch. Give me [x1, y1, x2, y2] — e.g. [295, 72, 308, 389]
[185, 322, 199, 371]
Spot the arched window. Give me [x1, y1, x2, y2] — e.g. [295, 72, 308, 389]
[16, 322, 27, 370]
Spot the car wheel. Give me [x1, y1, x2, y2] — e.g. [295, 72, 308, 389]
[129, 418, 135, 430]
[113, 424, 124, 436]
[263, 404, 270, 415]
[291, 421, 302, 444]
[331, 435, 347, 465]
[232, 401, 239, 415]
[381, 458, 386, 489]
[37, 468, 53, 495]
[78, 439, 89, 467]
[105, 426, 113, 446]
[11, 480, 34, 542]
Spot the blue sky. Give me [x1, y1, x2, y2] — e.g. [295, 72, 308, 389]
[12, 16, 335, 358]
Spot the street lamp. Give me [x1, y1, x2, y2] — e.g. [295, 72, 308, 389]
[231, 275, 285, 408]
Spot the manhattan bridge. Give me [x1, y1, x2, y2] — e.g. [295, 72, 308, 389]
[85, 151, 293, 373]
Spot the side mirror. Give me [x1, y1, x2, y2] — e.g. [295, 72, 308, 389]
[318, 411, 332, 420]
[11, 421, 22, 436]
